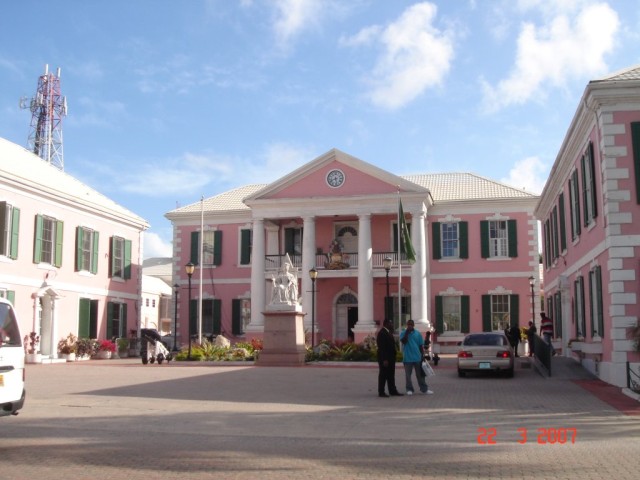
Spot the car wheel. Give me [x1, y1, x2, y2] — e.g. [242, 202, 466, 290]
[142, 357, 148, 365]
[458, 369, 466, 377]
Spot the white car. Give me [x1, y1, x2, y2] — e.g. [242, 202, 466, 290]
[457, 332, 514, 378]
[0, 298, 26, 416]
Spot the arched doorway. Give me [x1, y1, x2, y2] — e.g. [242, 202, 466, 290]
[334, 292, 357, 342]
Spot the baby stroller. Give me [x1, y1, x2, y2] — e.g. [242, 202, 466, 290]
[140, 328, 172, 365]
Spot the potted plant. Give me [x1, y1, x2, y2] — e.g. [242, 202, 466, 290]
[57, 333, 78, 361]
[95, 339, 116, 359]
[117, 337, 129, 358]
[24, 331, 41, 363]
[75, 338, 95, 360]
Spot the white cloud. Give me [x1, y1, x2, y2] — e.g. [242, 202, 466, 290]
[239, 142, 314, 185]
[144, 231, 173, 258]
[349, 2, 454, 110]
[481, 2, 620, 112]
[339, 25, 382, 47]
[501, 156, 548, 194]
[272, 0, 323, 48]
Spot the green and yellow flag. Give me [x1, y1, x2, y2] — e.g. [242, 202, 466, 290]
[399, 198, 416, 265]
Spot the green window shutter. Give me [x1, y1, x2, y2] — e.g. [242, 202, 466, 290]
[78, 298, 91, 338]
[232, 299, 242, 335]
[91, 231, 99, 274]
[588, 142, 598, 219]
[0, 202, 5, 253]
[573, 170, 581, 236]
[213, 230, 222, 266]
[213, 299, 222, 335]
[190, 231, 199, 265]
[482, 295, 491, 332]
[106, 302, 114, 339]
[595, 266, 603, 337]
[461, 295, 470, 333]
[588, 269, 594, 336]
[240, 229, 251, 265]
[10, 207, 19, 259]
[122, 303, 128, 338]
[435, 296, 443, 334]
[89, 300, 98, 338]
[480, 221, 489, 258]
[109, 237, 115, 277]
[33, 214, 43, 263]
[573, 281, 579, 337]
[509, 295, 519, 328]
[54, 220, 64, 267]
[632, 122, 640, 204]
[507, 219, 517, 258]
[432, 222, 441, 260]
[581, 155, 589, 226]
[124, 239, 132, 280]
[554, 292, 562, 338]
[7, 290, 15, 305]
[558, 193, 567, 252]
[459, 221, 468, 259]
[76, 227, 84, 271]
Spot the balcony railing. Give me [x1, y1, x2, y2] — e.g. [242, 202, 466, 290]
[264, 252, 413, 271]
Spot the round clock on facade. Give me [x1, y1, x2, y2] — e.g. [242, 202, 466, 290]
[326, 169, 345, 188]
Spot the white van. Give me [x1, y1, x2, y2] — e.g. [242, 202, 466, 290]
[0, 297, 25, 416]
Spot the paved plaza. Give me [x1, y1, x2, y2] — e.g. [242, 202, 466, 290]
[1, 356, 639, 479]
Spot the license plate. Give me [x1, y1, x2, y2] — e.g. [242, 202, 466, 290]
[479, 362, 491, 369]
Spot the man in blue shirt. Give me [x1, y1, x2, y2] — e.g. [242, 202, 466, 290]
[399, 320, 434, 395]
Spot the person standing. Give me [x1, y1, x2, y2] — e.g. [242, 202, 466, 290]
[510, 326, 521, 357]
[376, 319, 402, 397]
[400, 320, 433, 396]
[526, 321, 537, 357]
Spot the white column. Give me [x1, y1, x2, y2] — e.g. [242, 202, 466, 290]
[248, 218, 266, 330]
[302, 216, 316, 328]
[355, 214, 374, 331]
[411, 209, 429, 329]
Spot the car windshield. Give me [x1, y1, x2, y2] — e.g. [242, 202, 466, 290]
[0, 303, 22, 347]
[463, 334, 506, 347]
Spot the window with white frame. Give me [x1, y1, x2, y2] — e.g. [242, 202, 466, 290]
[489, 221, 508, 257]
[442, 296, 461, 332]
[574, 277, 585, 338]
[34, 214, 63, 267]
[0, 202, 19, 259]
[110, 236, 132, 279]
[76, 226, 99, 273]
[441, 223, 459, 258]
[491, 294, 510, 331]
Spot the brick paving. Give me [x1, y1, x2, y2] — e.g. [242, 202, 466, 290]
[0, 355, 638, 479]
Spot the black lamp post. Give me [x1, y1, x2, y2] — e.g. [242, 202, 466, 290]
[185, 262, 195, 360]
[529, 275, 535, 327]
[172, 283, 179, 352]
[383, 256, 392, 322]
[309, 267, 318, 348]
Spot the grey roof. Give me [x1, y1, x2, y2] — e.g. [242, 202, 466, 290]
[401, 172, 536, 202]
[593, 64, 640, 83]
[171, 172, 536, 215]
[167, 184, 266, 215]
[0, 137, 149, 228]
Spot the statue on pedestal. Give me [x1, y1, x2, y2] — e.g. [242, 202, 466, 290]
[269, 254, 299, 307]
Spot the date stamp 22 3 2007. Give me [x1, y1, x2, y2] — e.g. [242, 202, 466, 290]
[477, 427, 577, 445]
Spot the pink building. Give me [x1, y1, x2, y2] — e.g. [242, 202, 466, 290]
[0, 138, 149, 361]
[536, 65, 640, 389]
[166, 149, 539, 353]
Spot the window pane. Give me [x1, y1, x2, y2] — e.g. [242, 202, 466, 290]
[41, 217, 54, 264]
[442, 296, 461, 331]
[489, 221, 508, 257]
[203, 231, 215, 265]
[441, 223, 459, 258]
[491, 294, 509, 331]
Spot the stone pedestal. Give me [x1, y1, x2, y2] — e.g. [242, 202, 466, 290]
[257, 309, 306, 366]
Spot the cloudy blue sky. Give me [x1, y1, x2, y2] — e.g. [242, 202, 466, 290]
[1, 0, 638, 258]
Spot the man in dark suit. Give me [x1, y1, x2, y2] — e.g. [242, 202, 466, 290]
[377, 319, 403, 397]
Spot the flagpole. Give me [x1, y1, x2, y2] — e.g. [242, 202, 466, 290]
[198, 195, 204, 344]
[397, 190, 402, 330]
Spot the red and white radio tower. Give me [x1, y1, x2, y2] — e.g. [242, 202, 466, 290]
[20, 64, 67, 171]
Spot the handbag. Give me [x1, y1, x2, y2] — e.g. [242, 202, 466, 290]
[422, 360, 435, 377]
